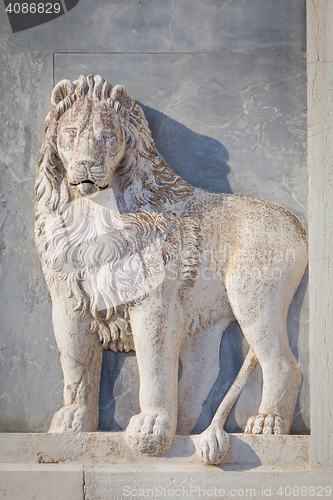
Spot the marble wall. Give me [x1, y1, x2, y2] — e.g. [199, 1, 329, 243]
[0, 0, 308, 434]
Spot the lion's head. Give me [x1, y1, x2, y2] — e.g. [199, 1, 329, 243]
[35, 75, 194, 221]
[56, 87, 126, 197]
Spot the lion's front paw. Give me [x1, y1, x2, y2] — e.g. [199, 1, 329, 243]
[195, 423, 230, 465]
[125, 412, 175, 456]
[48, 406, 97, 433]
[244, 414, 285, 435]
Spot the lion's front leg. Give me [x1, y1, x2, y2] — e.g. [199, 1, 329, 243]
[125, 288, 184, 456]
[48, 284, 104, 433]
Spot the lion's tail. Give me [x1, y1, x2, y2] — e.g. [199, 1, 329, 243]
[211, 348, 258, 428]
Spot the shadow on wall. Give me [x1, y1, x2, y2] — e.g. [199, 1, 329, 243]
[140, 104, 233, 194]
[287, 267, 309, 434]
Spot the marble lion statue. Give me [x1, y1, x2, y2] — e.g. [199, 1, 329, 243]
[35, 75, 308, 465]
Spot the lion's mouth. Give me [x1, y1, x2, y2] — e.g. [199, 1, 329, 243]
[72, 180, 108, 196]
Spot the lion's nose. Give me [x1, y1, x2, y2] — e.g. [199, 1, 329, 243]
[75, 158, 97, 170]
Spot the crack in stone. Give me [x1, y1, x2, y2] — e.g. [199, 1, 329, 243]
[170, 0, 177, 53]
[59, 0, 67, 13]
[155, 55, 191, 142]
[83, 467, 87, 499]
[138, 0, 143, 19]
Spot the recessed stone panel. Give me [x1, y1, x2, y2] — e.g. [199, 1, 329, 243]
[53, 51, 308, 435]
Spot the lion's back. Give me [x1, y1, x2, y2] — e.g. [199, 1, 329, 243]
[183, 189, 308, 274]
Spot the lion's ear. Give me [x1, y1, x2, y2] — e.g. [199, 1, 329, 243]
[111, 85, 134, 115]
[51, 79, 76, 106]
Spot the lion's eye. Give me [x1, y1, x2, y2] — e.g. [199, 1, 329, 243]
[103, 133, 115, 143]
[66, 128, 77, 137]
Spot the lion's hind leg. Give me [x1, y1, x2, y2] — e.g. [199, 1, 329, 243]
[225, 259, 304, 436]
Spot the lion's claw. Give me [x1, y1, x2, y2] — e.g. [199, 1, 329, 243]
[48, 406, 97, 433]
[195, 424, 230, 465]
[244, 414, 285, 435]
[126, 412, 174, 456]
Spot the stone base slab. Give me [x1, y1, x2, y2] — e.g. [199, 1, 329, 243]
[83, 467, 330, 500]
[0, 463, 83, 500]
[0, 434, 317, 499]
[0, 432, 309, 469]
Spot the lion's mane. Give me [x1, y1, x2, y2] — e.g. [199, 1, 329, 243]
[35, 75, 200, 351]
